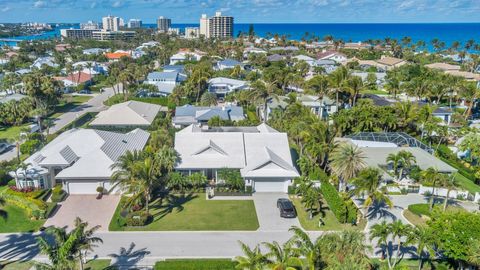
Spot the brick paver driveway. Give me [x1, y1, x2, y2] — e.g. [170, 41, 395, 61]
[45, 195, 120, 231]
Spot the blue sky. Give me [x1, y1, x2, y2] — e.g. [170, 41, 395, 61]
[0, 0, 479, 23]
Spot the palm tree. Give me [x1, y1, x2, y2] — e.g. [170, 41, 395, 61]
[234, 241, 267, 270]
[320, 230, 371, 269]
[370, 220, 390, 260]
[249, 79, 280, 122]
[73, 217, 103, 270]
[398, 150, 416, 180]
[420, 167, 444, 211]
[288, 226, 321, 270]
[386, 152, 402, 180]
[385, 71, 401, 99]
[200, 92, 218, 106]
[110, 150, 144, 207]
[262, 241, 302, 270]
[344, 75, 364, 106]
[467, 239, 480, 267]
[328, 66, 349, 108]
[329, 143, 367, 191]
[36, 227, 78, 270]
[0, 198, 7, 220]
[409, 226, 435, 270]
[389, 220, 413, 269]
[442, 174, 457, 211]
[301, 187, 322, 220]
[350, 168, 392, 218]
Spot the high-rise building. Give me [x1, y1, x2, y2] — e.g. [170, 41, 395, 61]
[157, 16, 171, 33]
[128, 19, 142, 29]
[102, 15, 120, 31]
[199, 14, 209, 38]
[80, 21, 99, 30]
[209, 12, 233, 38]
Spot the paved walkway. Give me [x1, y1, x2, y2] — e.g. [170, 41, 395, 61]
[45, 195, 120, 231]
[253, 193, 301, 231]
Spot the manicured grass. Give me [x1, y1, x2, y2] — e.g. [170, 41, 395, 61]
[453, 172, 480, 193]
[0, 123, 30, 141]
[371, 259, 451, 270]
[403, 209, 428, 226]
[109, 193, 259, 231]
[50, 95, 93, 118]
[0, 260, 34, 270]
[0, 204, 45, 233]
[290, 196, 366, 231]
[85, 259, 111, 270]
[154, 259, 236, 270]
[361, 89, 389, 95]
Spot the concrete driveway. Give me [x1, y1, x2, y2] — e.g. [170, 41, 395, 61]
[45, 195, 120, 231]
[253, 193, 300, 231]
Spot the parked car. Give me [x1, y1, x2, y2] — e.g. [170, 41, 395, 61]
[277, 198, 297, 218]
[0, 143, 10, 154]
[78, 89, 91, 94]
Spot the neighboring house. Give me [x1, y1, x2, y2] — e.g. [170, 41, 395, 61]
[55, 44, 72, 52]
[208, 77, 249, 97]
[215, 59, 243, 71]
[70, 61, 107, 75]
[169, 49, 206, 65]
[432, 107, 454, 125]
[90, 101, 165, 129]
[146, 71, 186, 84]
[174, 123, 299, 193]
[15, 68, 31, 75]
[270, 46, 299, 52]
[30, 57, 58, 69]
[293, 55, 316, 66]
[425, 62, 461, 72]
[445, 70, 480, 82]
[313, 59, 337, 73]
[9, 128, 150, 194]
[105, 51, 131, 61]
[0, 58, 9, 65]
[162, 65, 185, 73]
[267, 54, 285, 62]
[351, 72, 387, 86]
[82, 48, 109, 55]
[54, 72, 93, 87]
[374, 56, 406, 71]
[243, 47, 267, 59]
[297, 94, 337, 119]
[317, 50, 347, 63]
[172, 105, 245, 128]
[265, 96, 289, 121]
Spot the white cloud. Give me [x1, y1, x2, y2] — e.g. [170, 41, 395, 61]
[1, 6, 11, 12]
[111, 1, 123, 8]
[33, 1, 47, 8]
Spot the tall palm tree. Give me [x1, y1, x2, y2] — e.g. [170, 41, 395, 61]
[386, 152, 402, 180]
[329, 143, 367, 191]
[328, 66, 349, 109]
[369, 220, 390, 260]
[36, 227, 78, 270]
[249, 79, 280, 122]
[398, 150, 416, 180]
[420, 167, 444, 211]
[389, 220, 413, 269]
[73, 217, 103, 270]
[320, 230, 371, 269]
[344, 75, 364, 106]
[262, 241, 302, 270]
[442, 174, 457, 211]
[409, 226, 435, 270]
[235, 241, 267, 270]
[306, 74, 330, 118]
[288, 226, 321, 270]
[301, 187, 322, 220]
[350, 168, 392, 218]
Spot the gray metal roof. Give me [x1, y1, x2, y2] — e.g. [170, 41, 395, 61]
[346, 132, 433, 153]
[173, 105, 245, 125]
[95, 129, 150, 161]
[147, 71, 179, 81]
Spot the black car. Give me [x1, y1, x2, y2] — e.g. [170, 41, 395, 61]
[277, 198, 297, 218]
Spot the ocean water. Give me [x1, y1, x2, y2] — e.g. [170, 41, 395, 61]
[2, 23, 479, 50]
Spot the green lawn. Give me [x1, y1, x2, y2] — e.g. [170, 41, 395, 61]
[50, 95, 93, 118]
[85, 259, 111, 270]
[361, 89, 389, 95]
[405, 203, 465, 226]
[403, 209, 428, 226]
[0, 260, 34, 270]
[0, 123, 30, 141]
[371, 259, 451, 270]
[0, 204, 45, 233]
[109, 193, 259, 231]
[290, 196, 366, 231]
[453, 172, 480, 193]
[154, 259, 236, 270]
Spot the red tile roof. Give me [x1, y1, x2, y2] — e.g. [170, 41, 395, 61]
[105, 52, 131, 59]
[55, 72, 92, 84]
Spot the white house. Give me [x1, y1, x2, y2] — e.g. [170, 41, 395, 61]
[293, 55, 316, 66]
[10, 128, 150, 194]
[174, 124, 299, 192]
[215, 59, 244, 71]
[169, 49, 206, 65]
[31, 57, 58, 69]
[145, 71, 186, 95]
[317, 50, 347, 63]
[243, 47, 267, 59]
[208, 77, 249, 97]
[89, 101, 165, 129]
[297, 95, 337, 119]
[172, 105, 245, 128]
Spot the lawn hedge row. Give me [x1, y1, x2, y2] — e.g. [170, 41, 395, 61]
[320, 181, 355, 224]
[154, 259, 236, 270]
[0, 191, 47, 218]
[51, 185, 67, 202]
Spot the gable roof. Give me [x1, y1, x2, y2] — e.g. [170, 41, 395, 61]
[147, 71, 179, 81]
[54, 72, 92, 84]
[173, 105, 245, 125]
[90, 101, 163, 127]
[376, 56, 405, 66]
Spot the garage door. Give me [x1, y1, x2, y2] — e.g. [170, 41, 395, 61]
[65, 181, 102, 194]
[254, 180, 287, 193]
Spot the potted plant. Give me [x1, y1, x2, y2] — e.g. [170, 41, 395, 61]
[96, 186, 104, 199]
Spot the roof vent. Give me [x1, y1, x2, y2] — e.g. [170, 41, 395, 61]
[122, 139, 127, 143]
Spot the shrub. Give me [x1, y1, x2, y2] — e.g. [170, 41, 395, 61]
[320, 181, 351, 223]
[287, 185, 296, 195]
[51, 185, 67, 202]
[218, 168, 244, 191]
[96, 186, 105, 194]
[20, 139, 41, 155]
[7, 179, 16, 187]
[126, 211, 151, 226]
[456, 194, 466, 201]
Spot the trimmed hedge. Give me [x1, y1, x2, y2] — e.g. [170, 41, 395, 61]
[0, 190, 47, 218]
[155, 259, 236, 270]
[320, 181, 355, 223]
[51, 185, 67, 202]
